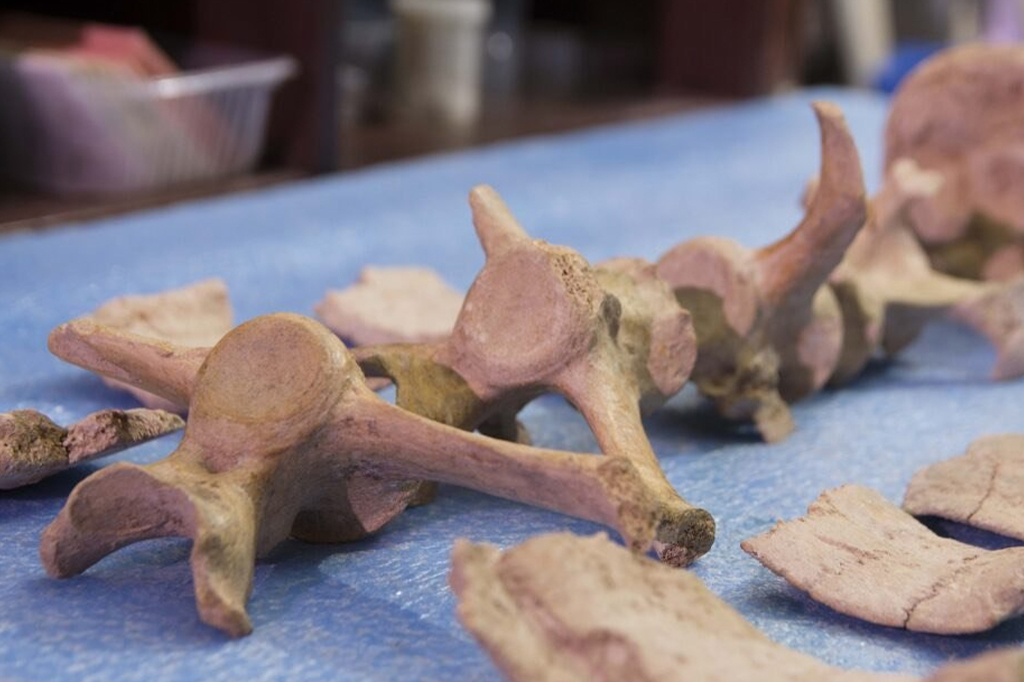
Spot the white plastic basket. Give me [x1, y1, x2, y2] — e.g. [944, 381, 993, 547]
[0, 51, 296, 194]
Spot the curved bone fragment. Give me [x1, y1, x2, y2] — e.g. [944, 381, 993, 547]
[42, 313, 705, 636]
[742, 485, 1024, 634]
[80, 279, 232, 411]
[0, 408, 183, 489]
[451, 532, 916, 682]
[354, 187, 711, 566]
[656, 101, 867, 440]
[904, 434, 1024, 542]
[315, 266, 464, 345]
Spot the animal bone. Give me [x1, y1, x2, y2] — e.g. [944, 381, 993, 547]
[315, 265, 464, 345]
[742, 485, 1024, 634]
[656, 101, 867, 441]
[353, 186, 711, 566]
[83, 278, 232, 411]
[904, 433, 1024, 542]
[884, 45, 1024, 279]
[0, 408, 183, 489]
[42, 313, 706, 636]
[816, 162, 1024, 383]
[451, 532, 1024, 682]
[47, 188, 714, 567]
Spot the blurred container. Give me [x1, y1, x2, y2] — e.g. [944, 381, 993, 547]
[0, 49, 296, 195]
[391, 0, 492, 126]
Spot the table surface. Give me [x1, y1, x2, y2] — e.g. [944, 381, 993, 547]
[2, 88, 1023, 682]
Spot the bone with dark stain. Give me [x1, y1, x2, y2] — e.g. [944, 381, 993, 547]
[742, 485, 1024, 634]
[656, 102, 867, 441]
[0, 408, 183, 489]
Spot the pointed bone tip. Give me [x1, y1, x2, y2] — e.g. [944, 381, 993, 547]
[468, 184, 498, 205]
[467, 185, 528, 257]
[810, 100, 844, 122]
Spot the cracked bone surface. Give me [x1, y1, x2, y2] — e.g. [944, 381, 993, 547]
[821, 162, 1024, 383]
[742, 485, 1024, 634]
[42, 313, 701, 637]
[315, 265, 464, 345]
[451, 532, 1024, 682]
[884, 45, 1024, 279]
[82, 278, 232, 412]
[655, 102, 867, 441]
[0, 408, 183, 489]
[353, 186, 711, 566]
[904, 433, 1024, 542]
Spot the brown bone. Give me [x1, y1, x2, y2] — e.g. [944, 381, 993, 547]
[904, 433, 1024, 542]
[451, 532, 1024, 682]
[353, 186, 710, 566]
[742, 485, 1024, 634]
[0, 408, 183, 489]
[656, 101, 867, 441]
[42, 313, 704, 636]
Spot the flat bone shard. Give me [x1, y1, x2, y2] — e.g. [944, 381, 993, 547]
[450, 532, 914, 682]
[42, 313, 699, 637]
[315, 266, 464, 345]
[0, 408, 184, 489]
[452, 533, 1024, 682]
[85, 278, 232, 411]
[742, 485, 1024, 634]
[904, 433, 1024, 542]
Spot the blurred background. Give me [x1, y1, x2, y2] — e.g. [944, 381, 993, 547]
[0, 0, 1020, 232]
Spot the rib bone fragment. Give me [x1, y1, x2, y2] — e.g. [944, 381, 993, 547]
[0, 408, 183, 489]
[453, 532, 930, 682]
[904, 433, 1024, 542]
[742, 485, 1024, 634]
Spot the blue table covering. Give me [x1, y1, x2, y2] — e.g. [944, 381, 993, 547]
[2, 88, 1022, 681]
